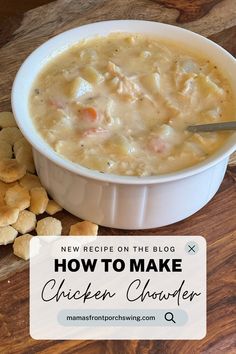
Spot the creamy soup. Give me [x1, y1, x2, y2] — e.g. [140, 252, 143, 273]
[30, 33, 235, 176]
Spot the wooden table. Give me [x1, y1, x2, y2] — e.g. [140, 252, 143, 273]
[0, 1, 236, 353]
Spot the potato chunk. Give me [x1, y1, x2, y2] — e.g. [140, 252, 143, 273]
[36, 217, 62, 236]
[140, 72, 161, 93]
[68, 77, 92, 99]
[0, 226, 18, 245]
[105, 135, 135, 156]
[30, 187, 49, 214]
[12, 210, 36, 234]
[82, 66, 104, 84]
[69, 221, 98, 236]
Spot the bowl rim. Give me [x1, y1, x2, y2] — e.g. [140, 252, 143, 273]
[11, 19, 236, 185]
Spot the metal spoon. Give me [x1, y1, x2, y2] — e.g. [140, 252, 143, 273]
[187, 121, 236, 133]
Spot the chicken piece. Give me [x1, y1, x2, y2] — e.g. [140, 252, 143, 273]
[107, 61, 141, 101]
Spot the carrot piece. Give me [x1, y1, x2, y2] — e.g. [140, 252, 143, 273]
[81, 107, 98, 121]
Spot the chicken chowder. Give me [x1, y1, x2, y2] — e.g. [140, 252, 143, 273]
[29, 33, 235, 176]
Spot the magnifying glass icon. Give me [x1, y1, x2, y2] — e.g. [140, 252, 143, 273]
[164, 312, 176, 324]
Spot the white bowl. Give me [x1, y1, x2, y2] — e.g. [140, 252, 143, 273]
[12, 20, 236, 229]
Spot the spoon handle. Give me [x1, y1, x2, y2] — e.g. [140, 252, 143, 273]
[187, 121, 236, 133]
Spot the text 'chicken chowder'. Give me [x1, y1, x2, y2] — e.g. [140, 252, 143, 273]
[30, 33, 235, 176]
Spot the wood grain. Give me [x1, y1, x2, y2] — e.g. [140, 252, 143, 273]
[0, 0, 236, 353]
[209, 25, 236, 57]
[0, 0, 55, 47]
[154, 0, 223, 23]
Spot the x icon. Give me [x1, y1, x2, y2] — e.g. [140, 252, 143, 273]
[188, 245, 196, 253]
[185, 241, 199, 255]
